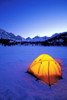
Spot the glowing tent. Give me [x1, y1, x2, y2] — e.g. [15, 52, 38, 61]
[27, 54, 62, 86]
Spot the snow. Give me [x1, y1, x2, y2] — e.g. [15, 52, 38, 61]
[25, 36, 49, 42]
[50, 33, 58, 38]
[0, 45, 67, 100]
[0, 29, 23, 41]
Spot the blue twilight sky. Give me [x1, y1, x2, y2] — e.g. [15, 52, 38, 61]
[0, 0, 67, 38]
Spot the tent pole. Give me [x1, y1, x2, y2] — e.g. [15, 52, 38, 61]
[48, 61, 50, 86]
[38, 63, 41, 74]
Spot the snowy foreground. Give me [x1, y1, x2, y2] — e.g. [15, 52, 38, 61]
[0, 45, 67, 100]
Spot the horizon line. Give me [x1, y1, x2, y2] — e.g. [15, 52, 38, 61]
[0, 28, 67, 39]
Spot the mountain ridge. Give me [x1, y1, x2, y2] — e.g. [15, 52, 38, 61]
[0, 28, 63, 42]
[0, 28, 67, 46]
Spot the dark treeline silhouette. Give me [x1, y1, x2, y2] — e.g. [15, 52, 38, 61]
[0, 39, 19, 46]
[41, 32, 67, 46]
[0, 32, 67, 46]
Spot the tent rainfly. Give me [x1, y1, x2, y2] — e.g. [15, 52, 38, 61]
[27, 54, 62, 86]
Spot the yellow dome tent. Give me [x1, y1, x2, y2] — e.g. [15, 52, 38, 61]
[27, 54, 62, 86]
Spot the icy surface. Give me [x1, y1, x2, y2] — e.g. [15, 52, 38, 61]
[0, 45, 67, 100]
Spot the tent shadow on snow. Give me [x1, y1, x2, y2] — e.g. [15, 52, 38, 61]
[27, 54, 63, 86]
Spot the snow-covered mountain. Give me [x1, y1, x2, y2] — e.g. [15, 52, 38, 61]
[25, 37, 31, 42]
[50, 33, 58, 38]
[16, 35, 25, 42]
[41, 32, 67, 46]
[0, 28, 67, 46]
[25, 36, 49, 42]
[31, 36, 49, 42]
[0, 28, 64, 42]
[0, 29, 49, 42]
[0, 29, 24, 42]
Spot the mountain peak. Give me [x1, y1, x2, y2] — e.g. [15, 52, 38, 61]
[51, 33, 58, 38]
